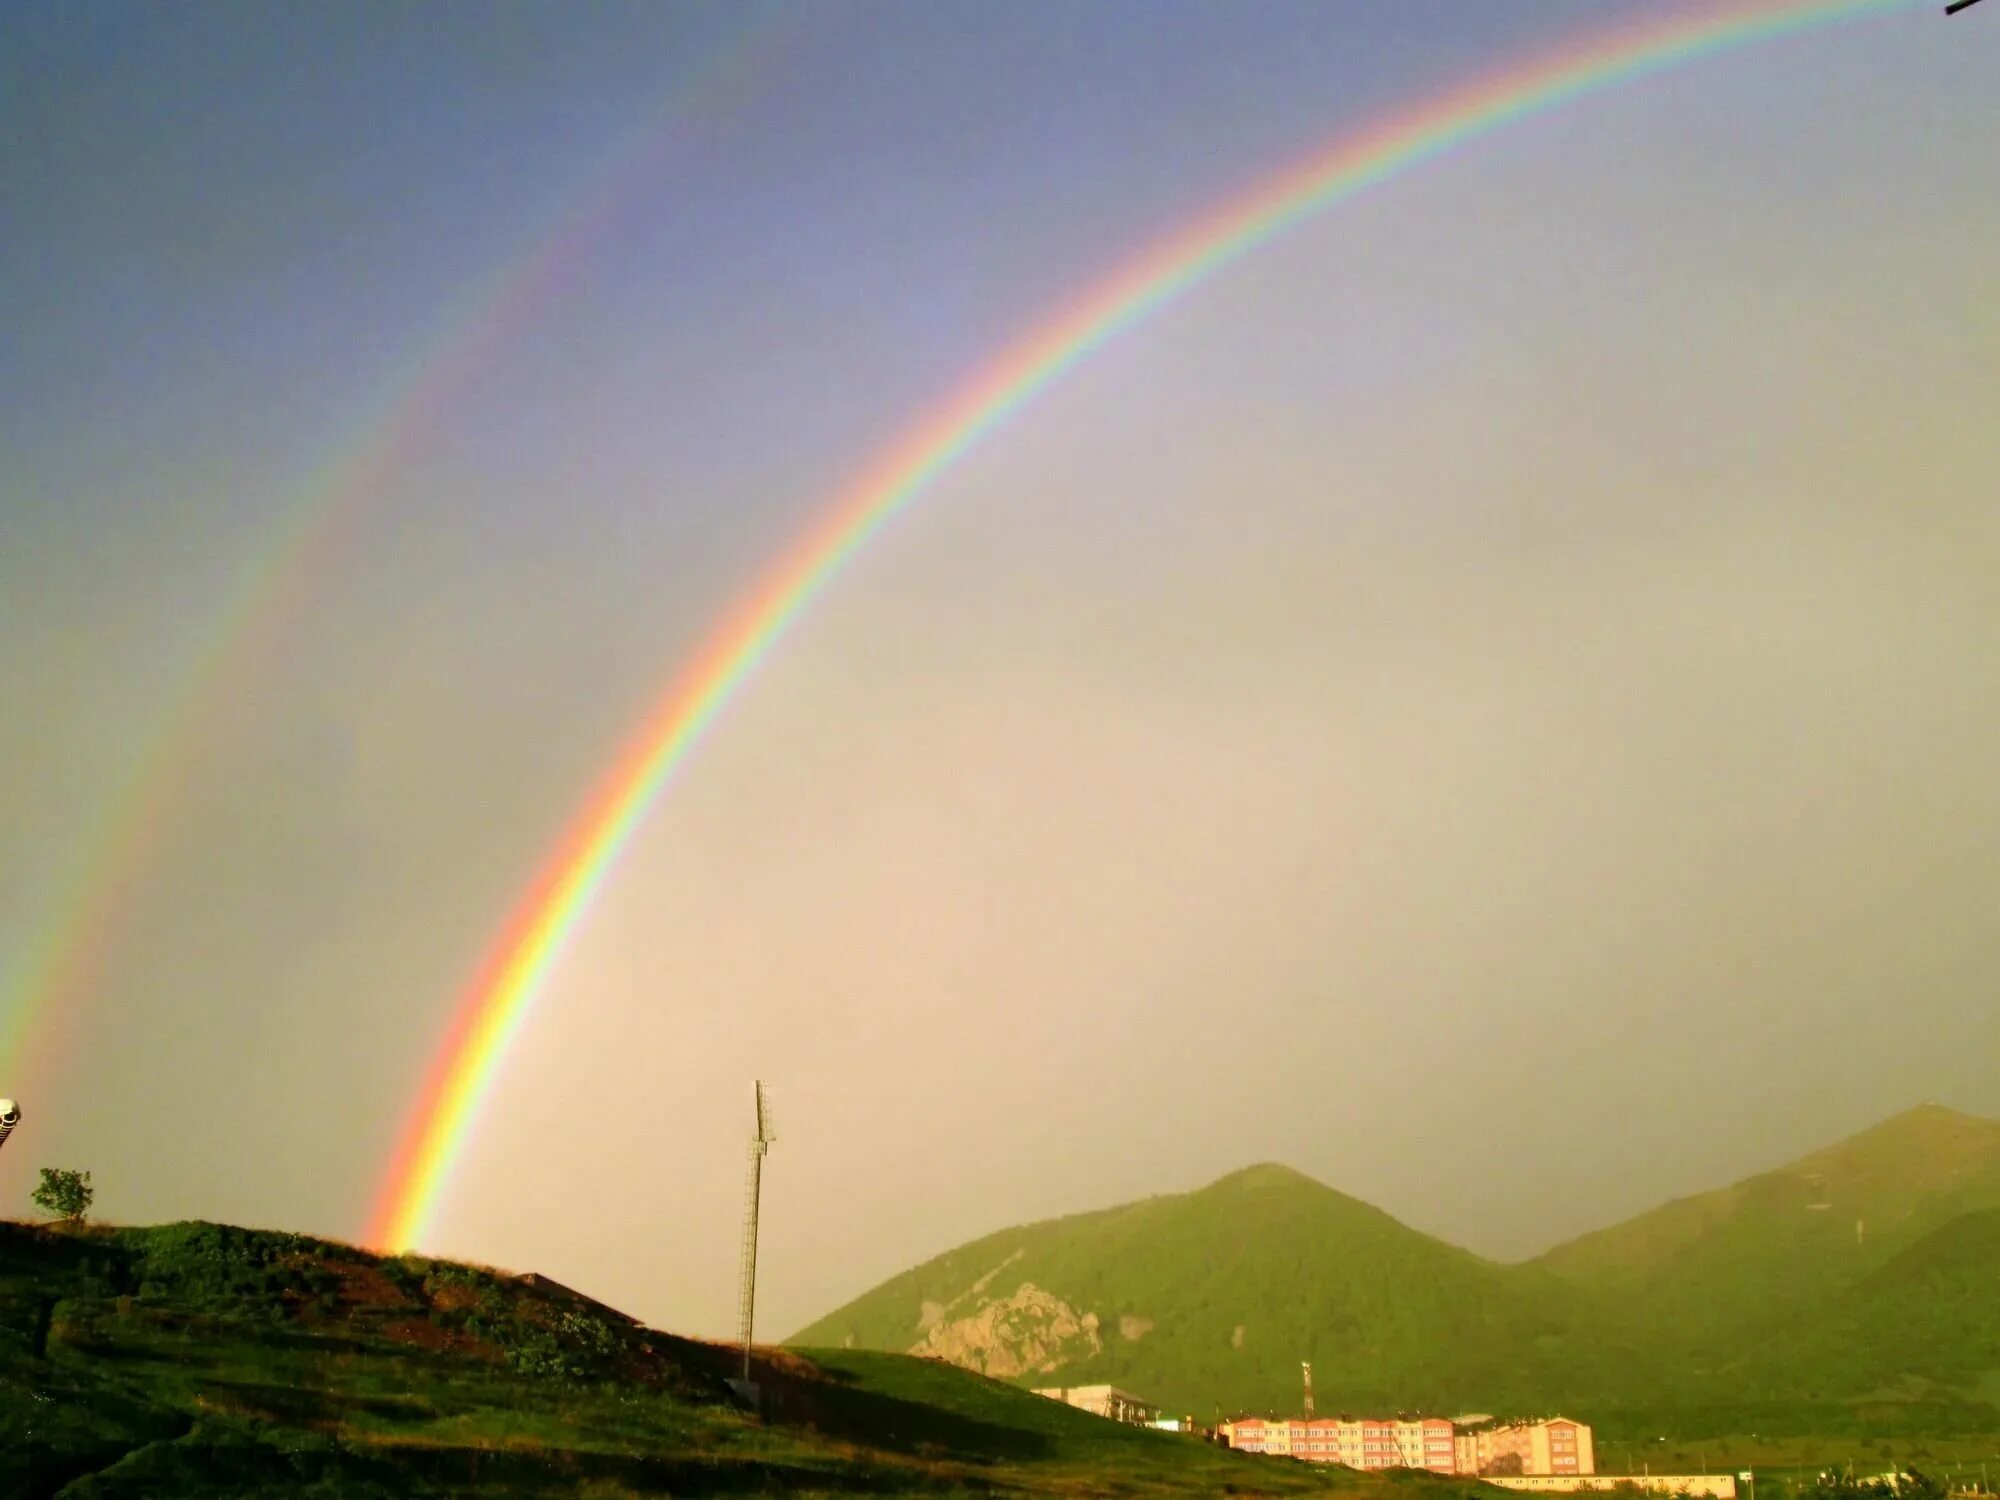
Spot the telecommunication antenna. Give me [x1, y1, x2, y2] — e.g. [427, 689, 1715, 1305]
[737, 1081, 776, 1385]
[0, 1099, 20, 1155]
[1302, 1360, 1316, 1418]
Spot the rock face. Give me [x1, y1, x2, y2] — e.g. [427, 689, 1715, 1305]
[907, 1282, 1102, 1378]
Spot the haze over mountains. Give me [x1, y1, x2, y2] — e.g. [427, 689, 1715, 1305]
[794, 1106, 2000, 1434]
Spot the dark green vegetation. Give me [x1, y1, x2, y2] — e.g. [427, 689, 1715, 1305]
[794, 1106, 2000, 1446]
[0, 1217, 1488, 1497]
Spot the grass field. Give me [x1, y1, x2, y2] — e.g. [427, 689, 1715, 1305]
[2, 1216, 1472, 1497]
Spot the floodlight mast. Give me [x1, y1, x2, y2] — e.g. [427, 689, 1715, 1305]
[737, 1081, 776, 1384]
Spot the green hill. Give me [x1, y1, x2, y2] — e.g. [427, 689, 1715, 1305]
[792, 1162, 1609, 1419]
[1534, 1105, 2000, 1342]
[1717, 1208, 2000, 1409]
[794, 1110, 2000, 1440]
[1, 1216, 1459, 1498]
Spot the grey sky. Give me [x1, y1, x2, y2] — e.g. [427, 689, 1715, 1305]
[2, 2, 1995, 1338]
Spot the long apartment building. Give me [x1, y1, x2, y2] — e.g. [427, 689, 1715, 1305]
[1219, 1414, 1593, 1477]
[1220, 1415, 1459, 1471]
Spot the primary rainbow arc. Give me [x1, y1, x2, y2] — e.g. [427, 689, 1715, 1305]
[369, 0, 1906, 1253]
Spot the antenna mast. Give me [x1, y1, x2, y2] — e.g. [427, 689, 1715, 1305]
[737, 1080, 775, 1384]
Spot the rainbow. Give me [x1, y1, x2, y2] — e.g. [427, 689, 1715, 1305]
[0, 12, 796, 1096]
[369, 0, 1909, 1252]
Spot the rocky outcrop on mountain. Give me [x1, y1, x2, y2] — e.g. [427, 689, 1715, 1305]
[906, 1281, 1102, 1378]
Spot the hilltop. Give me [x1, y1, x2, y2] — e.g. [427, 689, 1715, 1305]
[795, 1107, 2000, 1438]
[1, 1215, 1443, 1498]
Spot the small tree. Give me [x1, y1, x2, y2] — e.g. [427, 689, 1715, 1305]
[32, 1167, 93, 1224]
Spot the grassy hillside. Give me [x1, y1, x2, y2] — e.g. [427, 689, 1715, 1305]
[12, 1106, 1993, 1494]
[1, 1216, 1452, 1498]
[1535, 1106, 2000, 1340]
[792, 1163, 1617, 1419]
[793, 1112, 2000, 1439]
[1714, 1208, 2000, 1409]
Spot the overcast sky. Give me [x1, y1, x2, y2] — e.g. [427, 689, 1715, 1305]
[3, 0, 1996, 1340]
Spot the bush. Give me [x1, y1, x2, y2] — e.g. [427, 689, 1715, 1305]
[33, 1167, 93, 1223]
[123, 1222, 342, 1312]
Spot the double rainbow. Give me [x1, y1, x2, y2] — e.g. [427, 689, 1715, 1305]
[370, 0, 1906, 1251]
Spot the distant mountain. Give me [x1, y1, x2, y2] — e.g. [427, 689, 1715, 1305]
[1534, 1105, 2000, 1341]
[793, 1108, 2000, 1436]
[1717, 1207, 2000, 1414]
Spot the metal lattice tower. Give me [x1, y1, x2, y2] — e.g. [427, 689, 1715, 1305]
[737, 1081, 775, 1383]
[1302, 1360, 1315, 1418]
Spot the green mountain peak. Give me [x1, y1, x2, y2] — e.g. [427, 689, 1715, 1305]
[793, 1106, 2000, 1430]
[1201, 1161, 1323, 1191]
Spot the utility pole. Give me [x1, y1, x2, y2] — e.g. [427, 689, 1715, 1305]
[737, 1081, 775, 1387]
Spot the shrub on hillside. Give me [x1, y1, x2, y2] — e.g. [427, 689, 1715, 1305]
[32, 1167, 93, 1224]
[121, 1222, 344, 1313]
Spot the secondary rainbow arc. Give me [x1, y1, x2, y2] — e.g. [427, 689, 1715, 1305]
[0, 13, 795, 1095]
[369, 0, 1908, 1253]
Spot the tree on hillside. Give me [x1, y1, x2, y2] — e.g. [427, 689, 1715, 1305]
[32, 1167, 93, 1224]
